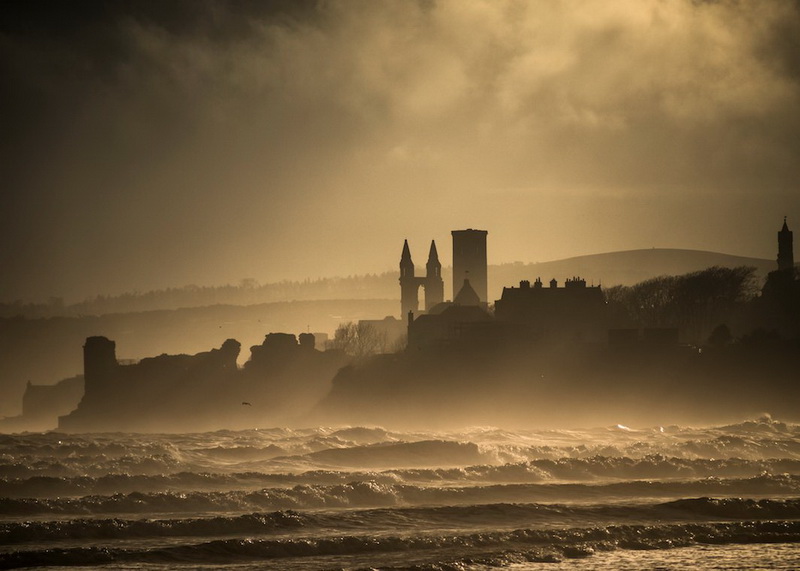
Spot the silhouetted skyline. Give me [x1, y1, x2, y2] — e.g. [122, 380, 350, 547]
[2, 217, 797, 432]
[2, 1, 799, 302]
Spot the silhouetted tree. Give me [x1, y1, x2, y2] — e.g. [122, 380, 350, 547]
[671, 266, 758, 341]
[604, 266, 758, 342]
[330, 322, 388, 358]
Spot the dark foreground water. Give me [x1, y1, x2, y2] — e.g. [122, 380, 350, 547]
[1, 416, 799, 569]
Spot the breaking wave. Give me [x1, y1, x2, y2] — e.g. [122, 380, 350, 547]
[3, 457, 800, 499]
[2, 498, 800, 546]
[2, 475, 799, 517]
[2, 520, 799, 568]
[2, 417, 799, 478]
[2, 417, 800, 569]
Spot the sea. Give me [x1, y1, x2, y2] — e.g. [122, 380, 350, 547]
[1, 416, 799, 570]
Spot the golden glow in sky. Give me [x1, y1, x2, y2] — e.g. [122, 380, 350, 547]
[2, 0, 799, 301]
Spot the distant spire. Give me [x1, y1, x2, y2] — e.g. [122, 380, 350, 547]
[400, 239, 414, 279]
[426, 240, 441, 279]
[427, 240, 439, 264]
[423, 239, 444, 308]
[401, 239, 412, 263]
[778, 217, 794, 271]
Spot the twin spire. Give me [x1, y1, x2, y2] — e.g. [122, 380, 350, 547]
[399, 239, 444, 314]
[401, 239, 412, 262]
[400, 239, 440, 276]
[400, 239, 414, 277]
[425, 240, 441, 278]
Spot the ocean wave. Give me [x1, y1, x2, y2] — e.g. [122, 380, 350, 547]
[2, 475, 799, 517]
[2, 498, 800, 546]
[3, 457, 800, 499]
[660, 497, 800, 519]
[1, 520, 798, 568]
[3, 418, 800, 481]
[302, 440, 488, 468]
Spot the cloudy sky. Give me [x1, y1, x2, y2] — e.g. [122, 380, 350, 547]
[2, 0, 799, 302]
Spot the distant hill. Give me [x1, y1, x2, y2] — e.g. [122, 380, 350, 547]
[488, 249, 776, 300]
[1, 249, 776, 318]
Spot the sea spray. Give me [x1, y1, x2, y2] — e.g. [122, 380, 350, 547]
[1, 418, 799, 570]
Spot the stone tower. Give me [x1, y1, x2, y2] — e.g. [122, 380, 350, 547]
[778, 217, 794, 272]
[424, 240, 444, 310]
[399, 239, 418, 316]
[451, 229, 488, 303]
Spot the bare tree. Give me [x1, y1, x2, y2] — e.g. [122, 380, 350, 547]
[330, 322, 389, 358]
[604, 266, 758, 343]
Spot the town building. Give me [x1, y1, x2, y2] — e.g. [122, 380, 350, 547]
[494, 277, 607, 343]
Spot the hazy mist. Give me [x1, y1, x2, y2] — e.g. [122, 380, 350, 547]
[2, 0, 799, 302]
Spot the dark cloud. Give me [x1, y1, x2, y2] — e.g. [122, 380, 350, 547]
[1, 0, 799, 301]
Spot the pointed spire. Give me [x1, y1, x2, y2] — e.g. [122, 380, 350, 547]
[427, 240, 439, 264]
[778, 217, 794, 271]
[400, 239, 414, 279]
[401, 239, 412, 262]
[425, 239, 441, 279]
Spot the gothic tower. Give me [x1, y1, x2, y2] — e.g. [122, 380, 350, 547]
[399, 239, 419, 316]
[451, 229, 488, 303]
[778, 217, 794, 272]
[424, 240, 444, 310]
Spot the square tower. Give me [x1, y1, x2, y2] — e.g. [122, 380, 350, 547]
[451, 229, 488, 303]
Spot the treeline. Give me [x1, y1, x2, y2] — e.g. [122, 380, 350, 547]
[3, 249, 774, 319]
[604, 265, 797, 344]
[0, 274, 400, 318]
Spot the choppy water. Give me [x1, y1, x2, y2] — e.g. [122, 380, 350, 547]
[1, 416, 799, 569]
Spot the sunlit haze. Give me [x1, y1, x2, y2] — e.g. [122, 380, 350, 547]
[2, 6, 800, 568]
[2, 0, 799, 302]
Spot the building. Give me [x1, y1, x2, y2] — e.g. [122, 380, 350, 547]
[399, 229, 488, 316]
[58, 332, 349, 432]
[761, 217, 800, 340]
[452, 229, 488, 304]
[401, 230, 611, 348]
[778, 217, 794, 271]
[493, 277, 607, 343]
[407, 279, 493, 351]
[399, 239, 444, 316]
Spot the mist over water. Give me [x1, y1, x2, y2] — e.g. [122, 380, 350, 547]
[1, 416, 799, 569]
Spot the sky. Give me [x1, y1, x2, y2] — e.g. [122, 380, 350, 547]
[2, 0, 799, 303]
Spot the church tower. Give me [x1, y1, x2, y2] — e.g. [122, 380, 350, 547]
[451, 229, 488, 303]
[399, 240, 419, 316]
[424, 240, 444, 310]
[778, 217, 794, 272]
